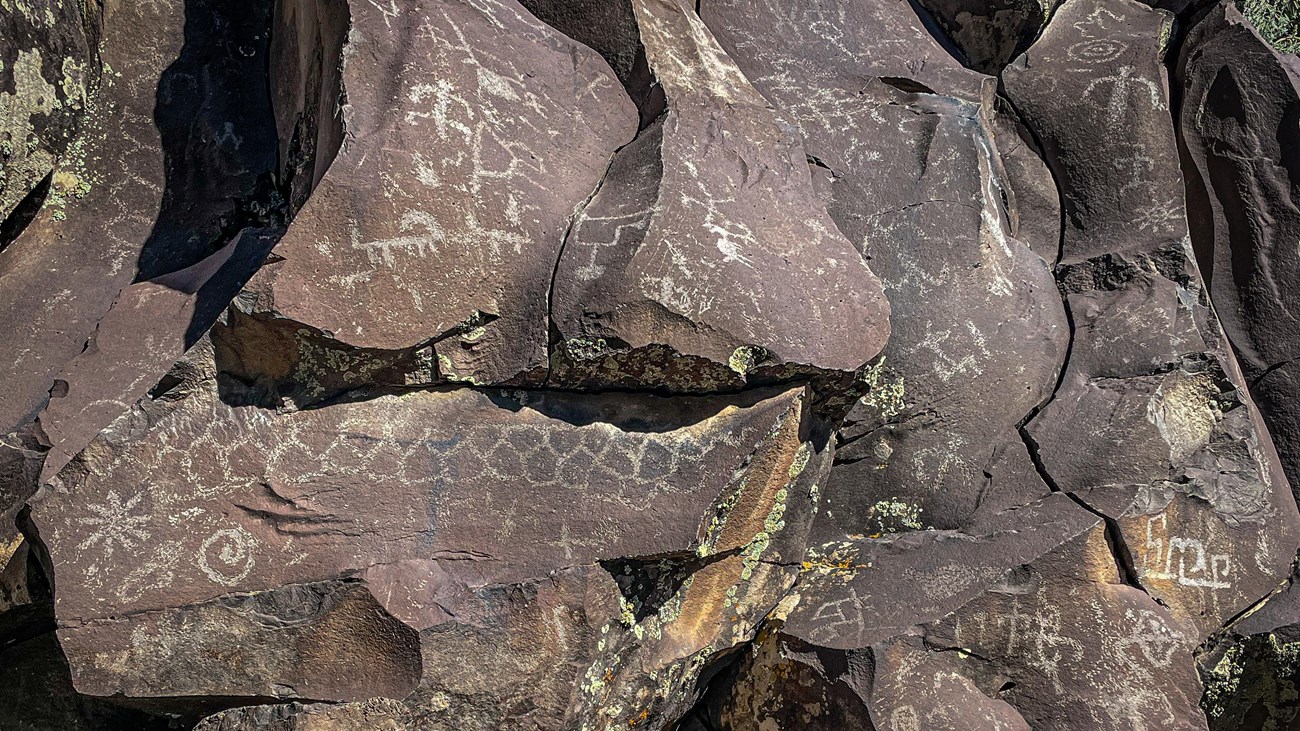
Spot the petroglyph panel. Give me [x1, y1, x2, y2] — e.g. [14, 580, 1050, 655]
[57, 580, 422, 702]
[1002, 0, 1187, 262]
[0, 0, 184, 433]
[255, 0, 638, 385]
[925, 523, 1208, 731]
[700, 0, 1067, 534]
[548, 0, 890, 385]
[37, 385, 805, 620]
[783, 494, 1099, 649]
[1119, 494, 1295, 637]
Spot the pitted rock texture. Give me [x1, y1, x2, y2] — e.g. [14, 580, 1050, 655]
[2, 0, 1300, 729]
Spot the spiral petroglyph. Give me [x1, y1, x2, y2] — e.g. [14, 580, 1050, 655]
[198, 527, 257, 586]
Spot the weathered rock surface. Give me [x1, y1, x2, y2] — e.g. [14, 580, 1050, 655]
[2, 0, 1299, 728]
[1178, 2, 1300, 503]
[1005, 0, 1298, 643]
[195, 699, 413, 731]
[549, 0, 890, 392]
[0, 0, 96, 224]
[701, 0, 1066, 538]
[0, 0, 280, 439]
[244, 0, 637, 388]
[1004, 0, 1186, 265]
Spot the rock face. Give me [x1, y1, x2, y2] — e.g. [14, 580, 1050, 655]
[1178, 3, 1300, 500]
[1, 0, 1298, 729]
[549, 0, 890, 392]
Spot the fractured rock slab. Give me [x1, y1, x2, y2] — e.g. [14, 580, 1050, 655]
[34, 373, 815, 707]
[246, 0, 638, 386]
[549, 0, 890, 392]
[702, 0, 1068, 534]
[1178, 1, 1300, 502]
[1003, 0, 1185, 264]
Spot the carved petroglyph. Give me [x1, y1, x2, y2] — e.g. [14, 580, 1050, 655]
[1142, 515, 1232, 590]
[1133, 197, 1184, 234]
[911, 435, 975, 489]
[350, 212, 445, 268]
[805, 588, 866, 643]
[914, 321, 991, 382]
[891, 705, 922, 731]
[1116, 154, 1156, 196]
[1066, 7, 1130, 64]
[116, 547, 182, 604]
[571, 206, 655, 283]
[1068, 38, 1130, 64]
[49, 385, 781, 618]
[1114, 608, 1182, 668]
[424, 422, 738, 494]
[198, 527, 257, 586]
[957, 589, 1084, 696]
[1082, 66, 1167, 127]
[75, 491, 150, 559]
[1071, 6, 1126, 38]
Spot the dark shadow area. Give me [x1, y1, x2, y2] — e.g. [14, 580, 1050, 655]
[518, 0, 665, 127]
[601, 550, 733, 622]
[0, 632, 183, 730]
[485, 384, 785, 433]
[0, 172, 51, 255]
[904, 0, 973, 68]
[135, 0, 350, 349]
[133, 0, 282, 284]
[910, 0, 1049, 74]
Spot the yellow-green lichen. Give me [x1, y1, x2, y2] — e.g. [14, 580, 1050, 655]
[857, 357, 906, 419]
[618, 595, 637, 628]
[728, 345, 768, 376]
[867, 498, 924, 534]
[788, 442, 812, 479]
[566, 336, 610, 362]
[802, 540, 870, 577]
[1201, 634, 1300, 728]
[763, 489, 788, 534]
[436, 352, 483, 386]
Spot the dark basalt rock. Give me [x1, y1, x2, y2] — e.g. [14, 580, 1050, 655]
[1178, 1, 1300, 504]
[701, 0, 1067, 538]
[549, 0, 890, 393]
[242, 0, 637, 387]
[1003, 0, 1186, 265]
[1, 0, 1299, 728]
[194, 699, 413, 730]
[0, 0, 97, 225]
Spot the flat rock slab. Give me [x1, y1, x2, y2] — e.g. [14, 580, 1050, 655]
[35, 381, 811, 703]
[58, 580, 422, 703]
[924, 525, 1208, 731]
[39, 385, 804, 618]
[248, 0, 637, 385]
[1003, 0, 1186, 263]
[549, 0, 890, 390]
[1178, 2, 1300, 500]
[195, 699, 414, 730]
[39, 229, 280, 482]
